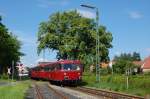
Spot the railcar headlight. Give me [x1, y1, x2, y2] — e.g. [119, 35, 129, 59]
[64, 72, 66, 75]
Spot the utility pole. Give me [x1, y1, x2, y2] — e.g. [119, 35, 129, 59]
[81, 4, 100, 82]
[12, 60, 14, 81]
[96, 7, 100, 82]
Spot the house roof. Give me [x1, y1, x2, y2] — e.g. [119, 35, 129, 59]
[142, 56, 150, 69]
[99, 56, 150, 69]
[133, 56, 150, 69]
[101, 62, 109, 68]
[133, 61, 143, 66]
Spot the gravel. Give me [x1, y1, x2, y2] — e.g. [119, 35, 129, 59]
[25, 82, 102, 99]
[50, 85, 101, 99]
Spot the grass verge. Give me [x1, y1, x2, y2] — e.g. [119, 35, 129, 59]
[82, 72, 150, 96]
[0, 80, 31, 99]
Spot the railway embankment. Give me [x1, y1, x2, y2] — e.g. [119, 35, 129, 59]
[82, 72, 150, 98]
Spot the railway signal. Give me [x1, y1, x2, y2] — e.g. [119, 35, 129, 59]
[16, 62, 24, 80]
[7, 68, 11, 80]
[7, 68, 11, 75]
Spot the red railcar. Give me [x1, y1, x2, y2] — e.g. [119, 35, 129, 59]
[30, 60, 83, 85]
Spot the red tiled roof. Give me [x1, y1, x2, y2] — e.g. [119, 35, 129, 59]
[101, 62, 109, 68]
[133, 61, 143, 66]
[142, 56, 150, 69]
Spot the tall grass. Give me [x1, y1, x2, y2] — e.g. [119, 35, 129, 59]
[82, 72, 150, 96]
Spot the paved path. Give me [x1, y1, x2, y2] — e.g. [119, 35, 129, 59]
[0, 82, 10, 86]
[0, 81, 17, 86]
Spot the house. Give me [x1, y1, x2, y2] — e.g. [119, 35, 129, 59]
[132, 61, 143, 73]
[141, 56, 150, 72]
[133, 56, 150, 73]
[101, 62, 109, 68]
[98, 56, 150, 73]
[100, 61, 116, 68]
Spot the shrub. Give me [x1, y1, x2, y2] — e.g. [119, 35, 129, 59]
[0, 74, 9, 80]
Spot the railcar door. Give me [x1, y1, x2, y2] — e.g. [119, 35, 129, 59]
[54, 63, 62, 81]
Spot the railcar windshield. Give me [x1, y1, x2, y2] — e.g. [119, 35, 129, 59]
[62, 64, 81, 71]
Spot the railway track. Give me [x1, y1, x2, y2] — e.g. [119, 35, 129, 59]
[29, 81, 145, 99]
[47, 83, 68, 99]
[32, 81, 69, 99]
[71, 87, 145, 99]
[34, 83, 44, 99]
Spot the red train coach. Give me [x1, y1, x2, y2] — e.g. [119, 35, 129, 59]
[30, 62, 51, 80]
[30, 60, 83, 85]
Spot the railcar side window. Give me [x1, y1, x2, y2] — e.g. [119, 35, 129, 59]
[37, 67, 40, 71]
[40, 67, 44, 71]
[62, 64, 81, 70]
[48, 67, 51, 71]
[44, 66, 49, 71]
[56, 64, 61, 70]
[36, 67, 40, 71]
[51, 65, 55, 71]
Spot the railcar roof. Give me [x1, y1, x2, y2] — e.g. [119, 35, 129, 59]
[58, 60, 81, 64]
[38, 60, 81, 67]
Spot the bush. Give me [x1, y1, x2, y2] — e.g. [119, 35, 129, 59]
[143, 72, 150, 75]
[100, 68, 108, 75]
[0, 74, 9, 80]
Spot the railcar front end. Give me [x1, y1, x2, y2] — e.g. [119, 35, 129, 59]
[60, 63, 82, 85]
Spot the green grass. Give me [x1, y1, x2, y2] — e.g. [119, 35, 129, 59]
[82, 72, 150, 96]
[0, 80, 31, 99]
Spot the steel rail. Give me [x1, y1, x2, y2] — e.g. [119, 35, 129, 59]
[32, 80, 44, 99]
[48, 83, 69, 99]
[71, 87, 145, 99]
[35, 84, 44, 99]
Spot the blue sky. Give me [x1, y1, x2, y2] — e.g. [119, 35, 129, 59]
[0, 0, 150, 66]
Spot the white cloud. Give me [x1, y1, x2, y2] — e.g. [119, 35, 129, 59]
[36, 58, 48, 63]
[37, 0, 69, 8]
[36, 58, 57, 63]
[145, 48, 150, 53]
[129, 11, 143, 19]
[77, 9, 95, 18]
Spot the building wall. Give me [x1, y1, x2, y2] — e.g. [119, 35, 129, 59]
[143, 69, 150, 72]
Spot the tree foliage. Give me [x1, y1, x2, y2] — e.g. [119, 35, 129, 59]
[113, 59, 136, 74]
[0, 16, 23, 74]
[114, 52, 141, 61]
[37, 10, 113, 67]
[113, 52, 140, 74]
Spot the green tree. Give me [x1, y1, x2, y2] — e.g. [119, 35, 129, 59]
[114, 52, 141, 61]
[113, 52, 140, 74]
[113, 59, 136, 74]
[132, 52, 141, 61]
[0, 16, 23, 74]
[37, 10, 113, 69]
[114, 53, 132, 61]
